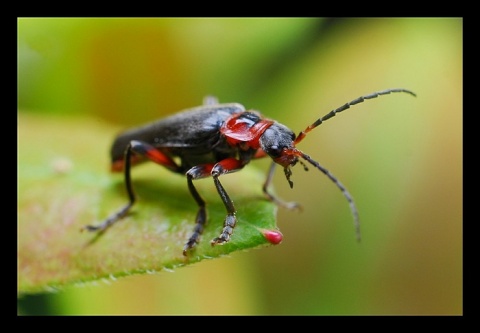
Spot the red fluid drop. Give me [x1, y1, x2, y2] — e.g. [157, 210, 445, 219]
[262, 229, 283, 245]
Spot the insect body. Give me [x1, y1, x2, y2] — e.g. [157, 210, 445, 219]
[84, 88, 416, 255]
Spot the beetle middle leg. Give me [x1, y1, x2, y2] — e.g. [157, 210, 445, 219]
[83, 140, 181, 232]
[184, 164, 212, 255]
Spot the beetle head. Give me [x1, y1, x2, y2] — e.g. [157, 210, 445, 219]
[260, 123, 297, 164]
[259, 122, 326, 189]
[259, 123, 303, 188]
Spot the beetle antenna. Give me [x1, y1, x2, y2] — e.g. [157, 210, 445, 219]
[294, 88, 416, 145]
[298, 150, 361, 242]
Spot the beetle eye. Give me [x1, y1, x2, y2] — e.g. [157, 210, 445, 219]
[268, 145, 283, 158]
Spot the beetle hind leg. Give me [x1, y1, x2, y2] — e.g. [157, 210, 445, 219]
[82, 142, 138, 232]
[83, 140, 181, 233]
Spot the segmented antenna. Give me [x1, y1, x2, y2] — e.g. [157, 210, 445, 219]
[293, 88, 415, 241]
[298, 151, 361, 242]
[294, 88, 416, 145]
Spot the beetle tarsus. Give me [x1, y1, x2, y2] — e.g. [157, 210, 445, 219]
[82, 203, 132, 232]
[211, 236, 229, 245]
[211, 214, 236, 246]
[183, 239, 197, 256]
[282, 201, 303, 211]
[182, 205, 207, 256]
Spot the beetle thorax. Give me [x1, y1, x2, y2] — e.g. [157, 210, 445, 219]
[221, 111, 274, 150]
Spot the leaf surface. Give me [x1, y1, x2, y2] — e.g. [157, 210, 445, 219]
[18, 114, 280, 294]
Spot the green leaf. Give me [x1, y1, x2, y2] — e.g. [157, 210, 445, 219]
[18, 113, 280, 295]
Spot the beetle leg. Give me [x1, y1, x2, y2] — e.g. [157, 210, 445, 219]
[263, 161, 302, 211]
[210, 158, 246, 246]
[183, 158, 246, 254]
[184, 163, 214, 255]
[83, 140, 180, 232]
[128, 140, 179, 171]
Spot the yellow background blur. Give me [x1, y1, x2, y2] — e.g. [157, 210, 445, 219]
[18, 18, 462, 315]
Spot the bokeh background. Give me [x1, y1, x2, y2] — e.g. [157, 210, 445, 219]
[18, 18, 462, 315]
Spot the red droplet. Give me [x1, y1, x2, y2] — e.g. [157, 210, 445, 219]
[261, 229, 283, 245]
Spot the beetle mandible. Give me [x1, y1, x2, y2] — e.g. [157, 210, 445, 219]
[83, 88, 416, 255]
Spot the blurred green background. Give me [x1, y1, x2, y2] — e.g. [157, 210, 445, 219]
[17, 18, 462, 315]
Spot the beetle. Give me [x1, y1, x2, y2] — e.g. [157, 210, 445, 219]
[83, 88, 416, 255]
